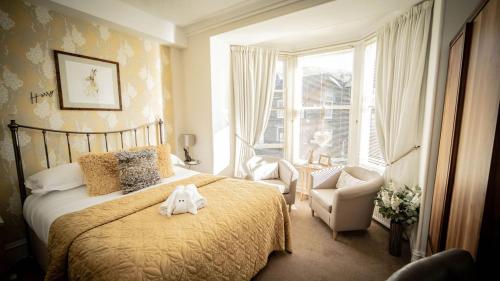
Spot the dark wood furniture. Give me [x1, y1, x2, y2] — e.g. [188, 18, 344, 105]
[0, 215, 7, 278]
[428, 0, 499, 263]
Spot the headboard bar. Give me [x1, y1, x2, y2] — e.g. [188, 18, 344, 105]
[66, 133, 72, 163]
[42, 130, 50, 168]
[8, 120, 27, 204]
[7, 119, 165, 205]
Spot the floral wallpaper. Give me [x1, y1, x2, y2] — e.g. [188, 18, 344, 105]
[0, 1, 175, 244]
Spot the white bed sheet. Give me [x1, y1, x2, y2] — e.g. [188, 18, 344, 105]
[23, 166, 199, 245]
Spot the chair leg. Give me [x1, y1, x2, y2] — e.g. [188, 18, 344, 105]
[332, 231, 338, 240]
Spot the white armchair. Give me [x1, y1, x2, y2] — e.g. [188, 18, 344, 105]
[309, 166, 383, 239]
[246, 156, 299, 211]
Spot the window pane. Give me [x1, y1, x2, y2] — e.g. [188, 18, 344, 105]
[296, 50, 353, 165]
[275, 60, 284, 90]
[360, 41, 385, 168]
[256, 58, 285, 157]
[299, 51, 353, 107]
[272, 91, 284, 108]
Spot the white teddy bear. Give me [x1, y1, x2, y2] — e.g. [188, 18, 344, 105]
[159, 184, 206, 216]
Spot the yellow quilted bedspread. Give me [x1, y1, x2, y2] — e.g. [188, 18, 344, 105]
[45, 174, 292, 281]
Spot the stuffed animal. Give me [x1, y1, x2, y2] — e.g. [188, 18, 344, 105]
[159, 185, 206, 216]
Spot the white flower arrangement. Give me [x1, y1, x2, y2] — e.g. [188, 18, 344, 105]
[375, 182, 421, 225]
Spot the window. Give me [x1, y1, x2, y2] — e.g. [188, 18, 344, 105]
[359, 41, 385, 169]
[255, 59, 286, 157]
[294, 50, 353, 164]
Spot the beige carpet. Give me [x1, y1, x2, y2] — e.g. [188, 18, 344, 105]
[253, 198, 410, 281]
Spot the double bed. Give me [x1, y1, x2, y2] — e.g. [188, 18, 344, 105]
[9, 120, 291, 281]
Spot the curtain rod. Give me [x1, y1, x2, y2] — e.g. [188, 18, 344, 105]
[277, 0, 432, 55]
[279, 32, 376, 56]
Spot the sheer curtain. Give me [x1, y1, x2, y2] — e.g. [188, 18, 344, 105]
[231, 46, 278, 178]
[375, 1, 433, 187]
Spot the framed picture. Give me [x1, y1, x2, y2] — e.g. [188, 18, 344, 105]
[318, 154, 331, 166]
[54, 50, 122, 111]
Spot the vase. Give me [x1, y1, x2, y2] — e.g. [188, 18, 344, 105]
[389, 221, 402, 257]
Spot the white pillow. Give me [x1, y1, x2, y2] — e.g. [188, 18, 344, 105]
[170, 154, 185, 167]
[336, 170, 366, 189]
[25, 162, 84, 195]
[253, 162, 279, 180]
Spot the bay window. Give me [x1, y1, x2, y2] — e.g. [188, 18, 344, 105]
[256, 41, 383, 170]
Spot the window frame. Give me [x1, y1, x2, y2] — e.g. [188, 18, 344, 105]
[291, 48, 356, 165]
[357, 37, 386, 173]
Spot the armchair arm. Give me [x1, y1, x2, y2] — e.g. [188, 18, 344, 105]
[311, 166, 343, 189]
[278, 159, 299, 186]
[333, 181, 382, 201]
[330, 181, 382, 231]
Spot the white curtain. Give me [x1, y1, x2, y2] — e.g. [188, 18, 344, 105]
[375, 1, 433, 187]
[231, 46, 278, 178]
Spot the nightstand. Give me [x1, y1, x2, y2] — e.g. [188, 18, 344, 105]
[0, 215, 7, 278]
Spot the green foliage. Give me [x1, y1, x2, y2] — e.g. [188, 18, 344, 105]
[375, 182, 421, 225]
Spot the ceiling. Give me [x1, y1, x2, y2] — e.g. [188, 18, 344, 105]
[215, 0, 421, 51]
[118, 0, 289, 27]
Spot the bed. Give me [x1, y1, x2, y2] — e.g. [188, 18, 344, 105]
[8, 119, 291, 281]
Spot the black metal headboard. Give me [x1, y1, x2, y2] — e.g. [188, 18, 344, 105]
[7, 119, 164, 204]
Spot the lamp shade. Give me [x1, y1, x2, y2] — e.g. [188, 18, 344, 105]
[182, 134, 196, 147]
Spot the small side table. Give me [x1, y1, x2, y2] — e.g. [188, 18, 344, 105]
[295, 162, 335, 200]
[184, 160, 200, 169]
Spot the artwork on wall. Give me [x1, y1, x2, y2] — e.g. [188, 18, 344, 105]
[54, 50, 122, 110]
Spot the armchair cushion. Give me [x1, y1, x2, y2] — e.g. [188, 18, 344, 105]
[336, 170, 367, 189]
[258, 179, 289, 194]
[310, 189, 337, 212]
[252, 162, 279, 180]
[311, 166, 343, 189]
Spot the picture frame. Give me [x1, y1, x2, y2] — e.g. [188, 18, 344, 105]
[318, 154, 331, 166]
[54, 50, 122, 111]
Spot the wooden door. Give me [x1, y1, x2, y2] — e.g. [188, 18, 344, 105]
[428, 25, 471, 255]
[445, 0, 500, 258]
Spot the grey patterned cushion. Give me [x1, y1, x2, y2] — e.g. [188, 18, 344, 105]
[115, 149, 161, 194]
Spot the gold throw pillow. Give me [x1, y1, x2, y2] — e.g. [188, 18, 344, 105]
[78, 152, 121, 196]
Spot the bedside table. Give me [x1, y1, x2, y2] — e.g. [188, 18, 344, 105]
[0, 215, 7, 278]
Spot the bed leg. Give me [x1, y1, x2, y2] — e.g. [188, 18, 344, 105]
[311, 209, 314, 216]
[332, 231, 338, 240]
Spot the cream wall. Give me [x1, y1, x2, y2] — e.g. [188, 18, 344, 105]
[0, 1, 175, 247]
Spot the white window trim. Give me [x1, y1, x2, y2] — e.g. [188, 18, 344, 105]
[291, 47, 357, 165]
